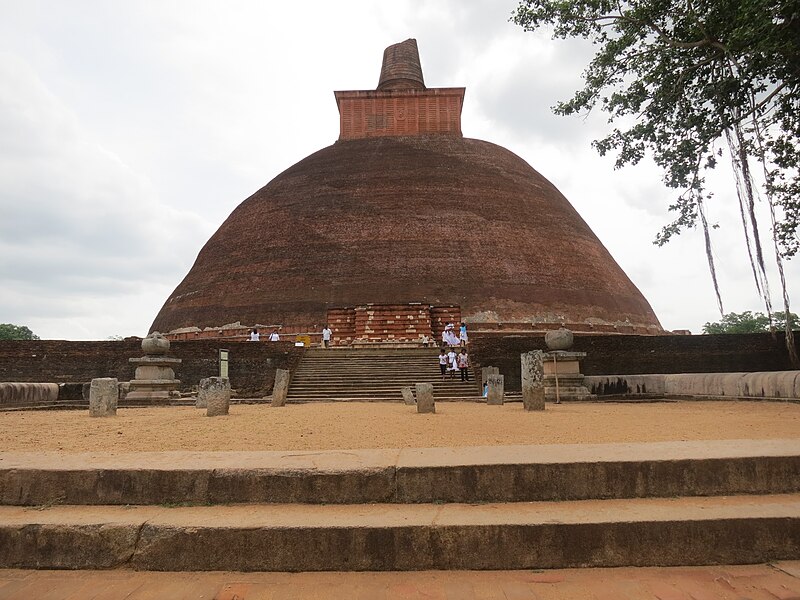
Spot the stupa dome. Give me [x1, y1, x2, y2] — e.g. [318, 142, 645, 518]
[151, 40, 662, 337]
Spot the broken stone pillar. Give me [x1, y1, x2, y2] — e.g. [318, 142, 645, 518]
[89, 378, 118, 417]
[486, 374, 505, 406]
[521, 350, 545, 411]
[481, 366, 499, 388]
[204, 377, 231, 417]
[415, 383, 435, 413]
[401, 386, 415, 406]
[198, 376, 227, 410]
[271, 369, 291, 407]
[195, 379, 208, 408]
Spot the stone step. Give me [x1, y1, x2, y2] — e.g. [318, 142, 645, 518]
[291, 368, 454, 375]
[3, 440, 797, 506]
[287, 381, 473, 388]
[304, 349, 442, 357]
[283, 391, 479, 400]
[284, 396, 482, 403]
[293, 361, 449, 368]
[1, 494, 798, 571]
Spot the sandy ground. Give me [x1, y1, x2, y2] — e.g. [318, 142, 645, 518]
[0, 400, 798, 453]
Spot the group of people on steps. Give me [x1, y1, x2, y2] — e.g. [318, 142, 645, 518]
[439, 322, 470, 381]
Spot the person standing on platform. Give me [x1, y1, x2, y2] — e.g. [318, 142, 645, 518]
[457, 348, 471, 381]
[269, 329, 280, 342]
[249, 328, 260, 341]
[459, 322, 468, 347]
[322, 325, 333, 348]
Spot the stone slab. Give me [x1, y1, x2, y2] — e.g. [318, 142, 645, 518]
[271, 369, 291, 407]
[0, 494, 797, 570]
[521, 350, 544, 410]
[415, 383, 434, 413]
[88, 378, 117, 417]
[400, 386, 415, 406]
[486, 374, 504, 405]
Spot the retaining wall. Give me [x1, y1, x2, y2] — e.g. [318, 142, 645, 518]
[587, 371, 800, 401]
[0, 340, 304, 407]
[470, 331, 800, 391]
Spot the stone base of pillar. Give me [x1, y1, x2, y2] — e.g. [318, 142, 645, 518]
[543, 351, 594, 402]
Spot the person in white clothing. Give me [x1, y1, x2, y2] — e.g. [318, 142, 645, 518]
[249, 328, 260, 341]
[438, 348, 448, 380]
[443, 323, 460, 346]
[269, 329, 280, 342]
[322, 325, 332, 348]
[447, 348, 458, 379]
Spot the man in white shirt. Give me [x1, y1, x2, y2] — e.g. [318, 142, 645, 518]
[269, 329, 280, 342]
[322, 325, 333, 348]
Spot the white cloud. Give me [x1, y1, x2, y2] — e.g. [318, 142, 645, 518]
[0, 0, 797, 339]
[0, 52, 212, 339]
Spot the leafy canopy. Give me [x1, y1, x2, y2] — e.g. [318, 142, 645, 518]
[513, 0, 799, 363]
[512, 0, 799, 255]
[0, 324, 40, 340]
[702, 310, 800, 333]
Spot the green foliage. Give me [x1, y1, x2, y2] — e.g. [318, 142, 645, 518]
[702, 310, 800, 334]
[512, 0, 800, 256]
[0, 323, 40, 340]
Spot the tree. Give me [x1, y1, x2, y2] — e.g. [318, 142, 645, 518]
[512, 0, 799, 363]
[0, 323, 40, 340]
[702, 310, 800, 333]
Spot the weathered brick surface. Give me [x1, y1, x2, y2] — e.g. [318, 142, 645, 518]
[335, 89, 465, 139]
[470, 332, 800, 391]
[0, 340, 304, 398]
[151, 135, 662, 335]
[377, 39, 425, 91]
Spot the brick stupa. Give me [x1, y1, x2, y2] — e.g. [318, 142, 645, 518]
[151, 39, 662, 341]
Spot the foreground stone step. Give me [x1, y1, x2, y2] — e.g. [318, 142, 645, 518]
[2, 440, 797, 506]
[4, 563, 800, 599]
[0, 494, 798, 571]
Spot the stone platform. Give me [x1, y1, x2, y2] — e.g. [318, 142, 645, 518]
[0, 439, 798, 571]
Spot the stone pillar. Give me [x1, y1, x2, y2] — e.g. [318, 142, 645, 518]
[415, 383, 435, 414]
[198, 376, 226, 409]
[204, 377, 231, 417]
[401, 386, 416, 406]
[486, 374, 505, 406]
[271, 369, 291, 407]
[89, 378, 118, 417]
[521, 351, 545, 411]
[481, 366, 499, 388]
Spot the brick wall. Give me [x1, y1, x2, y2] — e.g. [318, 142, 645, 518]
[470, 332, 800, 391]
[335, 88, 465, 139]
[0, 340, 305, 398]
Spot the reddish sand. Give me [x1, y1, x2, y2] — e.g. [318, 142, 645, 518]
[0, 400, 798, 453]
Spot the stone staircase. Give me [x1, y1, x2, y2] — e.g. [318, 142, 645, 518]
[0, 439, 798, 570]
[286, 348, 481, 402]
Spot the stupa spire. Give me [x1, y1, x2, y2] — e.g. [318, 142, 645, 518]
[377, 38, 425, 91]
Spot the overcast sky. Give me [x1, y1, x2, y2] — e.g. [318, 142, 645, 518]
[1, 0, 797, 340]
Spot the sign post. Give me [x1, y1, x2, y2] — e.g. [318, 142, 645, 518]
[219, 349, 229, 378]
